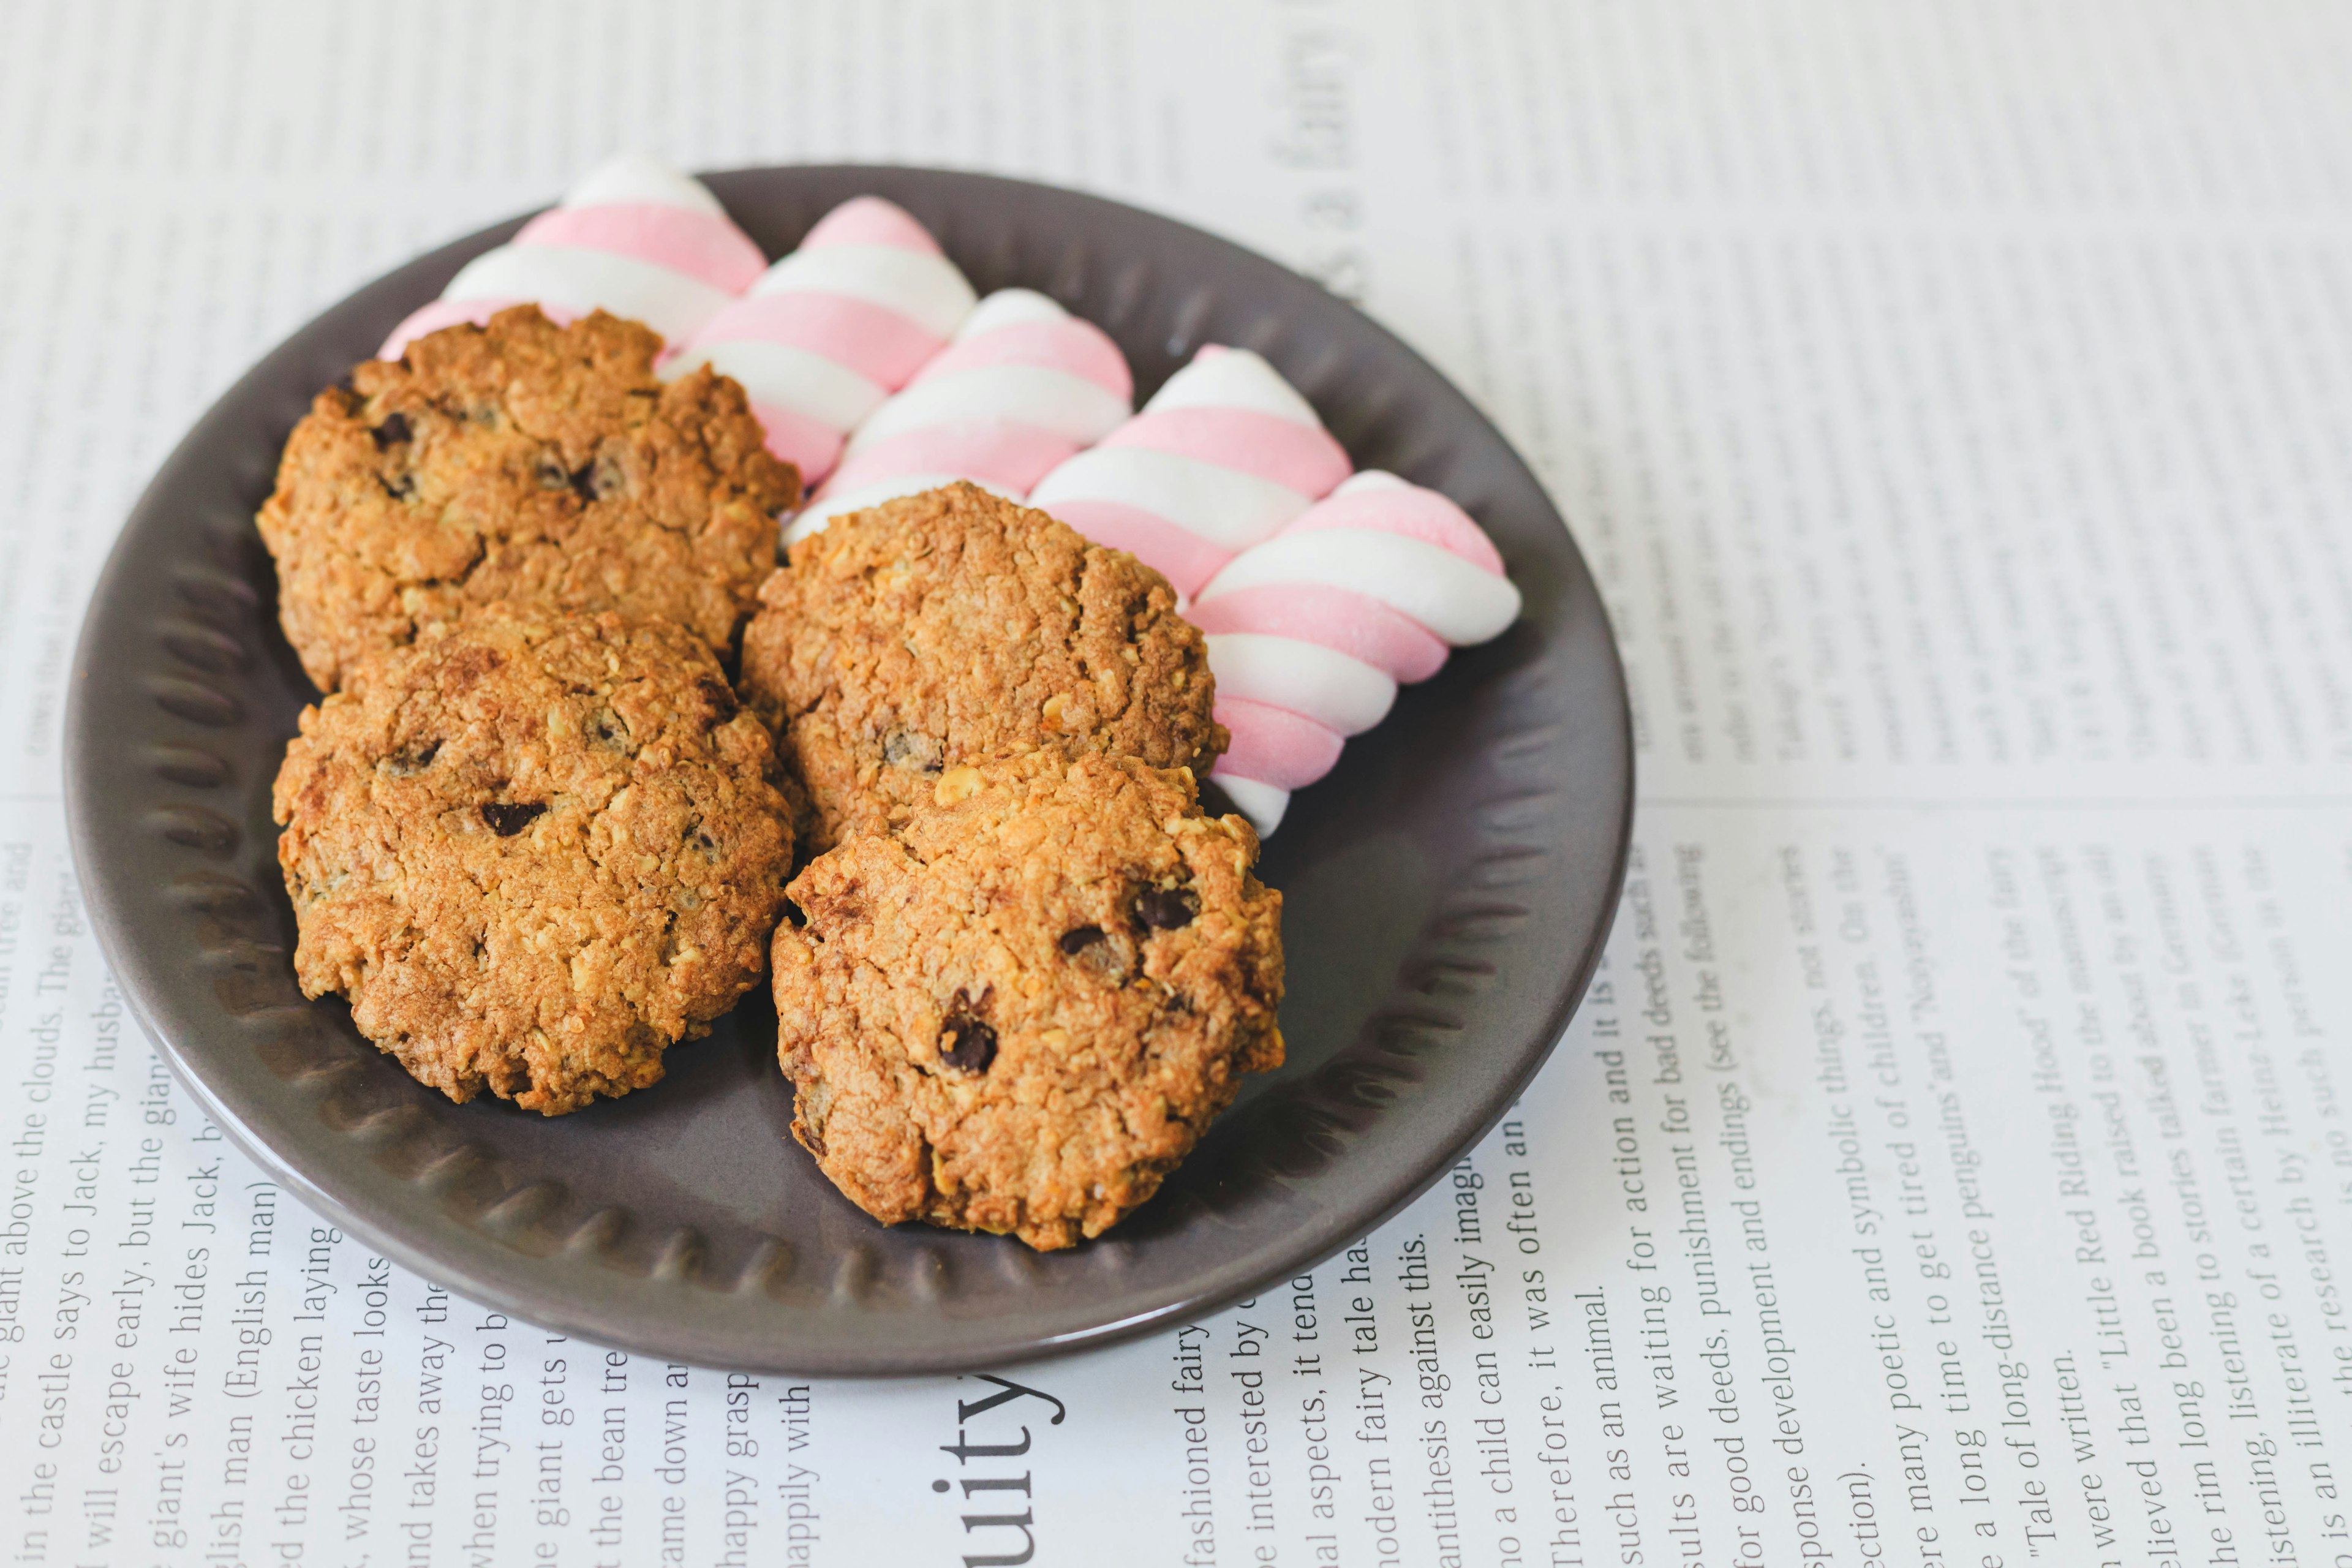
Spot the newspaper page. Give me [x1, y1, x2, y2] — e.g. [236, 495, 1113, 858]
[2, 2, 2349, 1565]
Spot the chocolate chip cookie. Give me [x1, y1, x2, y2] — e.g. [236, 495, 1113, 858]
[741, 482, 1226, 855]
[772, 749, 1284, 1249]
[273, 606, 794, 1114]
[260, 306, 798, 692]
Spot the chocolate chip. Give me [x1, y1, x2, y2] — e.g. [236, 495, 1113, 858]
[380, 740, 440, 777]
[940, 1005, 997, 1074]
[378, 472, 415, 501]
[370, 412, 411, 448]
[480, 801, 547, 837]
[1134, 886, 1199, 930]
[696, 676, 739, 723]
[1060, 923, 1130, 981]
[569, 462, 599, 503]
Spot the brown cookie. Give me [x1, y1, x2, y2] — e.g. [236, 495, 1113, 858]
[772, 749, 1284, 1250]
[273, 606, 795, 1114]
[741, 482, 1226, 855]
[258, 306, 798, 692]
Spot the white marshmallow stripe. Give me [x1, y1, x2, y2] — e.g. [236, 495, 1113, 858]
[1190, 472, 1522, 834]
[372, 172, 1523, 842]
[379, 154, 766, 358]
[785, 289, 1134, 545]
[1027, 345, 1352, 599]
[665, 197, 978, 488]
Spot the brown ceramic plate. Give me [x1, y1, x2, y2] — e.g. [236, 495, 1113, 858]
[64, 166, 1630, 1375]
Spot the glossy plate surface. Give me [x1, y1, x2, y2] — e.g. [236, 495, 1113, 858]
[65, 166, 1632, 1375]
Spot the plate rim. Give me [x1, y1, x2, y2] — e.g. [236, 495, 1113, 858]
[64, 162, 1634, 1375]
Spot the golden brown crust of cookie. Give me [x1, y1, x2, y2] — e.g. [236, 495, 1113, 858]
[258, 306, 798, 692]
[273, 606, 795, 1115]
[772, 750, 1284, 1250]
[740, 483, 1227, 856]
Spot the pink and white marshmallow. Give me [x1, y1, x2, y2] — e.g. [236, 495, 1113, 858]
[785, 288, 1133, 544]
[380, 154, 766, 360]
[1027, 345, 1352, 599]
[665, 196, 976, 487]
[1190, 471, 1522, 834]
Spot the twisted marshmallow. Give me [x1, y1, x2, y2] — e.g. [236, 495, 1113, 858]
[380, 154, 765, 359]
[1028, 345, 1351, 598]
[665, 196, 976, 486]
[785, 289, 1133, 544]
[1191, 472, 1522, 833]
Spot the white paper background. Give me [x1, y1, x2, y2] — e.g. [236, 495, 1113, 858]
[2, 4, 2349, 1565]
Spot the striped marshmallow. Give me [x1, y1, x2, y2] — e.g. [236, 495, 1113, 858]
[380, 154, 766, 359]
[1027, 345, 1352, 599]
[784, 289, 1134, 545]
[1190, 472, 1522, 834]
[665, 196, 978, 488]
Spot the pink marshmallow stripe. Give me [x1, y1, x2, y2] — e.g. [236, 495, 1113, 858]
[513, 204, 766, 293]
[1188, 584, 1450, 684]
[821, 422, 1079, 499]
[1099, 407, 1350, 497]
[379, 297, 578, 360]
[690, 292, 946, 390]
[1291, 487, 1507, 573]
[910, 318, 1133, 398]
[750, 401, 846, 487]
[1212, 699, 1343, 791]
[1040, 499, 1233, 598]
[802, 195, 944, 254]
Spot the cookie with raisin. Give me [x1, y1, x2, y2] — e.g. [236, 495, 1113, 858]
[272, 607, 794, 1114]
[772, 749, 1283, 1248]
[259, 306, 796, 691]
[741, 482, 1224, 855]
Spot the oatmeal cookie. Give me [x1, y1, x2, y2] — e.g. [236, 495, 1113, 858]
[740, 482, 1225, 855]
[772, 749, 1284, 1249]
[273, 607, 794, 1114]
[259, 306, 798, 692]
